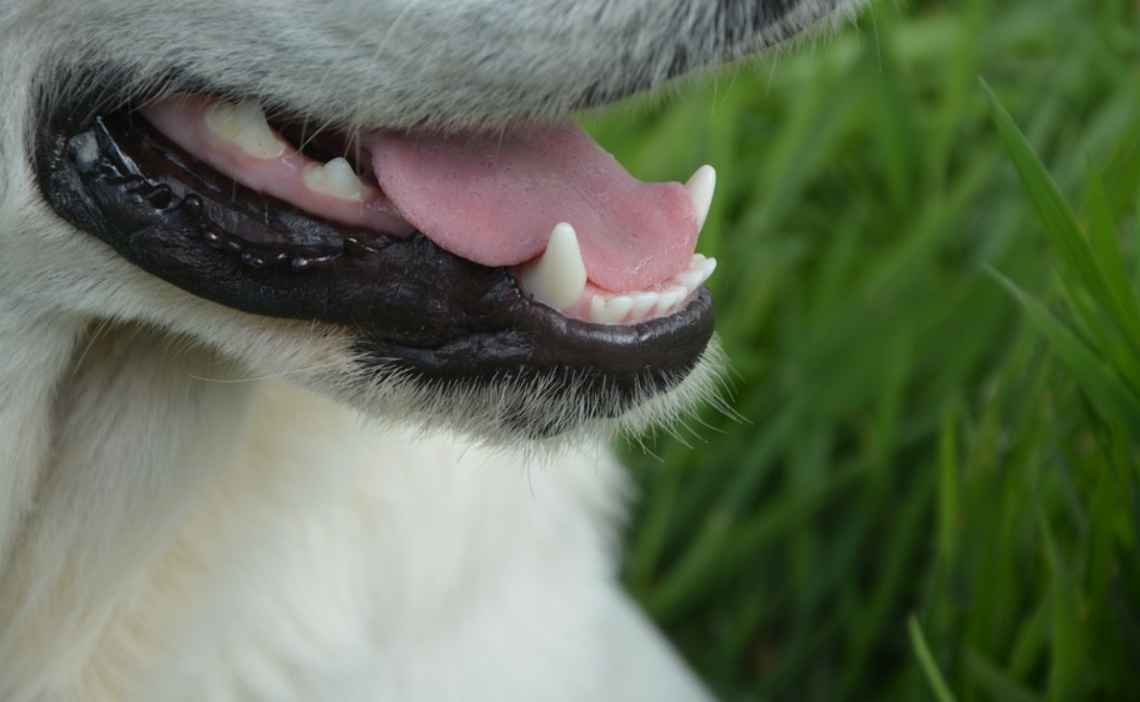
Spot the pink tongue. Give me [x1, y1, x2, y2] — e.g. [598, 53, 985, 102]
[366, 124, 698, 293]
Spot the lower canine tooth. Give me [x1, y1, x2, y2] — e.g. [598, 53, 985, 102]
[205, 100, 285, 159]
[686, 165, 717, 231]
[517, 223, 588, 311]
[304, 158, 366, 201]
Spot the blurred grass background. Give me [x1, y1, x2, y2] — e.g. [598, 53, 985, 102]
[584, 0, 1140, 699]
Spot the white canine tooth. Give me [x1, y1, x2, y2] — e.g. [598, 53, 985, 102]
[205, 100, 285, 159]
[630, 293, 658, 321]
[686, 165, 716, 230]
[688, 254, 706, 271]
[304, 158, 367, 201]
[518, 223, 588, 311]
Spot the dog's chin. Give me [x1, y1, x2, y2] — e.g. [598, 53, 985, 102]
[315, 335, 727, 443]
[33, 79, 720, 438]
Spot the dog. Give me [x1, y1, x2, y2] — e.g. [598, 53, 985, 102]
[0, 1, 863, 699]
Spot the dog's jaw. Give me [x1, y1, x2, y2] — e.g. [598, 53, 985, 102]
[33, 108, 721, 439]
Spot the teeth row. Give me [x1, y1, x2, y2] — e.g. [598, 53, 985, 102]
[206, 100, 369, 202]
[205, 99, 286, 159]
[516, 165, 718, 326]
[588, 254, 716, 325]
[203, 100, 717, 324]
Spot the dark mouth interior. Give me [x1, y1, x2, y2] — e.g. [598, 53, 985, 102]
[270, 115, 372, 183]
[34, 88, 716, 426]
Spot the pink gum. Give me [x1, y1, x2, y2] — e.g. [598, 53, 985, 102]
[143, 96, 413, 236]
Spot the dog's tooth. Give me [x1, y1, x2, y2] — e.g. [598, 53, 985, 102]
[675, 269, 705, 289]
[606, 296, 634, 323]
[589, 295, 607, 323]
[630, 293, 658, 321]
[655, 287, 686, 316]
[205, 100, 285, 159]
[686, 165, 716, 231]
[204, 101, 242, 141]
[517, 223, 588, 311]
[303, 158, 367, 202]
[587, 295, 629, 325]
[701, 256, 718, 280]
[673, 255, 717, 290]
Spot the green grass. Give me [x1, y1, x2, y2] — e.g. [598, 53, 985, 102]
[584, 0, 1140, 699]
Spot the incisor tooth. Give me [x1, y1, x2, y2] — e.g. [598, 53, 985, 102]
[589, 295, 607, 323]
[676, 270, 704, 289]
[630, 293, 658, 321]
[686, 165, 716, 231]
[517, 223, 588, 311]
[304, 158, 367, 201]
[205, 100, 285, 159]
[587, 295, 632, 325]
[606, 296, 634, 323]
[655, 287, 686, 316]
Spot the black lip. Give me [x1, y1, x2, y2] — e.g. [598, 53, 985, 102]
[34, 100, 714, 419]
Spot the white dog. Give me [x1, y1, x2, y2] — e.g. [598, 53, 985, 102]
[0, 1, 862, 699]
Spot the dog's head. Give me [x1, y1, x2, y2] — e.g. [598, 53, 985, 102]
[1, 0, 861, 440]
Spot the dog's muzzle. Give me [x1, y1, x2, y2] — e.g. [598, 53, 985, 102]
[34, 90, 718, 434]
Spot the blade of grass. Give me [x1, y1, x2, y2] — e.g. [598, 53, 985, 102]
[988, 269, 1140, 431]
[980, 79, 1125, 333]
[909, 615, 959, 702]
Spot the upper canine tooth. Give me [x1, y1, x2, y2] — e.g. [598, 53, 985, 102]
[686, 165, 716, 231]
[517, 223, 588, 311]
[304, 158, 367, 201]
[205, 100, 285, 159]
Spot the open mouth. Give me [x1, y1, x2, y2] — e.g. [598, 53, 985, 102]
[144, 96, 718, 324]
[35, 86, 718, 421]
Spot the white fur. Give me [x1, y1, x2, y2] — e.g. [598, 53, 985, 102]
[0, 1, 861, 698]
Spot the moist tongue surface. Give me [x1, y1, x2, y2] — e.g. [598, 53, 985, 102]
[367, 124, 698, 293]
